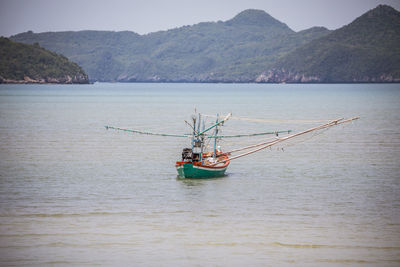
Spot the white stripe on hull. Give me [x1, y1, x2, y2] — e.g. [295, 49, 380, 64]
[192, 165, 227, 172]
[176, 165, 227, 172]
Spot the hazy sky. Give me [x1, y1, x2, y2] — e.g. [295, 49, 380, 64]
[1, 0, 399, 37]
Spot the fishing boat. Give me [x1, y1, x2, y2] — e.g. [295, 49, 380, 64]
[105, 112, 359, 179]
[175, 113, 232, 178]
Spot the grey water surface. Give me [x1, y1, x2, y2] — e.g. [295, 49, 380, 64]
[0, 83, 399, 266]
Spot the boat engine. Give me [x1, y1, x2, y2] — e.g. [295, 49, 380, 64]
[182, 148, 192, 160]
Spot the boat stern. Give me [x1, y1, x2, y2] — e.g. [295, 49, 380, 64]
[175, 160, 229, 179]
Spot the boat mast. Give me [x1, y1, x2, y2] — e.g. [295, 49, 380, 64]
[191, 115, 197, 154]
[197, 113, 202, 134]
[198, 113, 204, 162]
[190, 112, 204, 162]
[213, 114, 219, 159]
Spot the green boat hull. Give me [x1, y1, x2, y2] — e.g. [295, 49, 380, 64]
[176, 163, 228, 179]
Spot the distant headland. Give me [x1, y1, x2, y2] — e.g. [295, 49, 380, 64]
[0, 37, 89, 84]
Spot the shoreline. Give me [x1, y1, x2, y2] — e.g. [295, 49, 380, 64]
[0, 76, 89, 85]
[1, 80, 399, 85]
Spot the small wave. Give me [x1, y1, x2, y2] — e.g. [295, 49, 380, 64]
[206, 242, 238, 247]
[272, 242, 400, 250]
[14, 211, 132, 218]
[272, 242, 334, 249]
[318, 259, 376, 263]
[0, 241, 138, 249]
[0, 233, 125, 238]
[188, 242, 238, 247]
[0, 242, 78, 249]
[44, 261, 74, 265]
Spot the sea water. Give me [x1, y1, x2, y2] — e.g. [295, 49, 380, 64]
[0, 83, 399, 266]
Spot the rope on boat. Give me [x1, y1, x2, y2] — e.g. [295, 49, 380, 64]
[104, 126, 191, 138]
[202, 114, 336, 124]
[196, 113, 232, 136]
[105, 125, 292, 139]
[208, 130, 292, 138]
[212, 117, 360, 165]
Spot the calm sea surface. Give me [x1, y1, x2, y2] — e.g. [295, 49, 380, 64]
[0, 83, 399, 266]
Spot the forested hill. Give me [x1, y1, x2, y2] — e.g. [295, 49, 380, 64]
[0, 37, 89, 84]
[10, 9, 329, 82]
[257, 5, 400, 83]
[10, 5, 400, 83]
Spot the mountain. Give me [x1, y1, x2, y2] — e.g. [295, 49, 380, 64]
[257, 5, 400, 83]
[9, 5, 399, 83]
[225, 9, 291, 29]
[10, 9, 330, 82]
[0, 37, 89, 84]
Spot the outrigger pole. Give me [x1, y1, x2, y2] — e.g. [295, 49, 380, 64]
[213, 117, 360, 165]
